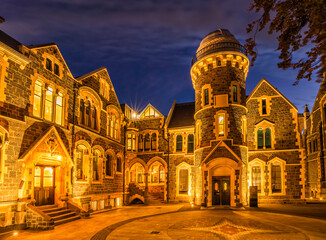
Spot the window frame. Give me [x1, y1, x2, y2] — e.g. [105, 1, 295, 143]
[176, 135, 183, 152]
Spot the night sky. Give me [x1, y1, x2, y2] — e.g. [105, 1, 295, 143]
[1, 0, 320, 115]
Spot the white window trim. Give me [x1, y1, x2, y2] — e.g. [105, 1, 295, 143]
[248, 159, 266, 195]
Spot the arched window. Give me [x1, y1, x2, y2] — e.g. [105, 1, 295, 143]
[138, 134, 143, 151]
[144, 134, 150, 151]
[159, 165, 165, 183]
[265, 128, 271, 148]
[251, 166, 261, 192]
[91, 106, 97, 129]
[176, 135, 182, 152]
[218, 113, 225, 136]
[55, 91, 63, 125]
[130, 163, 144, 184]
[76, 145, 89, 181]
[271, 164, 282, 193]
[114, 119, 118, 139]
[93, 150, 100, 181]
[44, 86, 54, 121]
[85, 100, 91, 127]
[117, 157, 122, 173]
[217, 60, 221, 66]
[257, 129, 264, 149]
[187, 134, 194, 153]
[179, 168, 189, 194]
[105, 154, 112, 176]
[110, 116, 115, 137]
[151, 133, 157, 150]
[80, 99, 85, 125]
[33, 80, 43, 118]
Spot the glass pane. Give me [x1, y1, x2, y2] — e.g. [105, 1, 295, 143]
[233, 85, 237, 102]
[43, 167, 54, 187]
[204, 89, 209, 105]
[176, 135, 182, 151]
[44, 88, 53, 121]
[258, 129, 264, 148]
[218, 115, 224, 136]
[252, 166, 261, 192]
[272, 165, 282, 193]
[55, 105, 63, 125]
[265, 128, 271, 148]
[34, 167, 41, 187]
[179, 169, 188, 194]
[262, 99, 267, 114]
[188, 134, 194, 153]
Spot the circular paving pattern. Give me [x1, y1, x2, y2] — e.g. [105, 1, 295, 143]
[92, 209, 309, 240]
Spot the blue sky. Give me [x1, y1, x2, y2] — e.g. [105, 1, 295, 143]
[1, 0, 320, 114]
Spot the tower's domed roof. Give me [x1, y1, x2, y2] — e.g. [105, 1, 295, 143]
[192, 28, 245, 65]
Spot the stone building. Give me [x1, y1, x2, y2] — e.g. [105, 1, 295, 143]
[0, 27, 318, 232]
[303, 74, 326, 199]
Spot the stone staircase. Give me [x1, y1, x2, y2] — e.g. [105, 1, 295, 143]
[148, 191, 165, 204]
[36, 205, 81, 226]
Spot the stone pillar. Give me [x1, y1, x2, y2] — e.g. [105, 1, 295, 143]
[144, 172, 149, 204]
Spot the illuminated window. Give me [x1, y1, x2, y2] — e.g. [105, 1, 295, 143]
[55, 91, 63, 125]
[93, 150, 100, 181]
[232, 85, 237, 102]
[271, 164, 282, 193]
[76, 145, 88, 181]
[114, 120, 118, 139]
[132, 134, 136, 151]
[176, 135, 182, 152]
[54, 63, 59, 76]
[46, 58, 52, 71]
[149, 162, 164, 183]
[159, 165, 165, 183]
[257, 129, 264, 149]
[0, 131, 5, 179]
[242, 117, 247, 142]
[138, 134, 143, 151]
[110, 116, 114, 137]
[44, 86, 54, 121]
[144, 134, 150, 151]
[117, 157, 122, 173]
[252, 166, 261, 192]
[127, 134, 132, 151]
[218, 114, 225, 136]
[105, 154, 113, 176]
[262, 99, 267, 115]
[100, 80, 109, 100]
[196, 121, 201, 147]
[33, 80, 43, 118]
[130, 163, 144, 184]
[187, 134, 194, 153]
[34, 166, 41, 187]
[204, 88, 209, 105]
[179, 168, 189, 194]
[151, 133, 157, 150]
[140, 106, 160, 119]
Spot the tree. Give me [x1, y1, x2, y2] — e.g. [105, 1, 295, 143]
[245, 0, 326, 85]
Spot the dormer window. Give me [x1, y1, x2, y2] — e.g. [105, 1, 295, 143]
[46, 59, 52, 71]
[54, 63, 60, 76]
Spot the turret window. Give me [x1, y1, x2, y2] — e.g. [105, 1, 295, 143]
[232, 85, 237, 102]
[218, 114, 225, 136]
[204, 88, 209, 105]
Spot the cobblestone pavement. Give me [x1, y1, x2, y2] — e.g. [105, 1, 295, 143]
[1, 204, 326, 240]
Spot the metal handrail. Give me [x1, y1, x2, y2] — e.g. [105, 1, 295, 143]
[191, 42, 246, 66]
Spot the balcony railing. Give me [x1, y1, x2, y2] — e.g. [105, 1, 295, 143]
[191, 42, 246, 66]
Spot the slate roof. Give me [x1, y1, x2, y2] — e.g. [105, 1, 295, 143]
[0, 30, 22, 52]
[168, 102, 195, 128]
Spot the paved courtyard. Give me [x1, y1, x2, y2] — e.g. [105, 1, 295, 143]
[1, 204, 326, 240]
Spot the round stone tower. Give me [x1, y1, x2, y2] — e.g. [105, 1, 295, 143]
[191, 29, 249, 207]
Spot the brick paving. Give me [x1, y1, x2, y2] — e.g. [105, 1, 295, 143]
[1, 204, 326, 240]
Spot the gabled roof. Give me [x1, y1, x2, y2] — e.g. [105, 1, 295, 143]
[168, 102, 195, 128]
[138, 103, 163, 119]
[28, 43, 73, 78]
[247, 78, 298, 111]
[255, 118, 275, 126]
[0, 30, 22, 51]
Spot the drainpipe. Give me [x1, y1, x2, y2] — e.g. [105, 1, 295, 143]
[163, 131, 170, 203]
[123, 124, 127, 205]
[71, 83, 78, 197]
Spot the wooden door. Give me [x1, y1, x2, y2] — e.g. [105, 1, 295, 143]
[34, 166, 55, 206]
[212, 176, 230, 206]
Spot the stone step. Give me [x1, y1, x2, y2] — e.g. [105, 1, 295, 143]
[42, 207, 65, 214]
[47, 209, 72, 217]
[51, 212, 77, 221]
[36, 204, 58, 210]
[54, 215, 81, 226]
